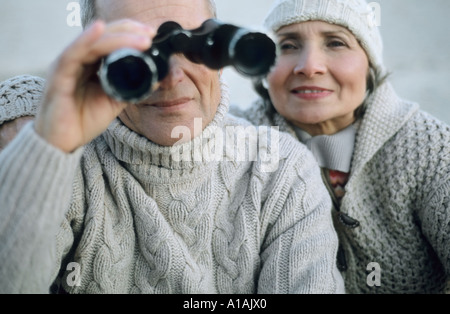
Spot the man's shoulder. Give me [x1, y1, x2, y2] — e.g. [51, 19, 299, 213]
[224, 112, 317, 176]
[0, 75, 45, 125]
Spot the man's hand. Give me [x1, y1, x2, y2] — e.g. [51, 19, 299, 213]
[35, 20, 155, 153]
[0, 116, 35, 152]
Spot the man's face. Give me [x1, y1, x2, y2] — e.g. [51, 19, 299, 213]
[97, 0, 222, 146]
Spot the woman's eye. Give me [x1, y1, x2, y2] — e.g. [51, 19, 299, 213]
[328, 40, 346, 48]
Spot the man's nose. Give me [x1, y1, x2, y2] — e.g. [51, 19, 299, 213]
[293, 46, 327, 78]
[157, 55, 185, 89]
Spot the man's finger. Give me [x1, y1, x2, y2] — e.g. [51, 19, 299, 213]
[54, 20, 106, 80]
[82, 33, 152, 64]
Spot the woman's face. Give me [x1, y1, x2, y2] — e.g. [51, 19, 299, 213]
[267, 21, 370, 135]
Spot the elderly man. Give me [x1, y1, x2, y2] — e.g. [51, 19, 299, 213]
[0, 0, 344, 294]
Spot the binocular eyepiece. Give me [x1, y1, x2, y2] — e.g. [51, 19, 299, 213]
[98, 19, 277, 103]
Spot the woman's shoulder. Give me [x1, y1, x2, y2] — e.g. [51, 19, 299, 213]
[383, 106, 450, 188]
[229, 98, 274, 127]
[413, 109, 450, 130]
[365, 82, 450, 149]
[0, 75, 45, 125]
[398, 107, 450, 143]
[0, 75, 46, 98]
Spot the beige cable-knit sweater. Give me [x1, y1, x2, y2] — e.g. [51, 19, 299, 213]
[0, 75, 344, 294]
[231, 82, 450, 294]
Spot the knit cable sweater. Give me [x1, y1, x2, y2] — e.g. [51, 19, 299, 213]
[0, 75, 344, 294]
[231, 82, 450, 294]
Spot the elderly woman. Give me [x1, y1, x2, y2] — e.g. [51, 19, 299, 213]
[232, 0, 450, 293]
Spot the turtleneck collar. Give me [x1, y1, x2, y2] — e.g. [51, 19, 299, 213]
[102, 80, 230, 184]
[294, 124, 357, 173]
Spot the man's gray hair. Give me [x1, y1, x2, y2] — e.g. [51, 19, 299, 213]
[80, 0, 217, 29]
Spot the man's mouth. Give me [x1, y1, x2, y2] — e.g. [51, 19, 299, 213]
[139, 97, 193, 108]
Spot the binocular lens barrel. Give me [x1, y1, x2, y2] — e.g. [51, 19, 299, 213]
[99, 49, 158, 103]
[99, 19, 276, 103]
[230, 30, 276, 77]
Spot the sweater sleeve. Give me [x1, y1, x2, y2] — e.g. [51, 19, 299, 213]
[420, 178, 450, 279]
[0, 122, 83, 293]
[415, 115, 450, 288]
[257, 135, 345, 294]
[0, 75, 45, 125]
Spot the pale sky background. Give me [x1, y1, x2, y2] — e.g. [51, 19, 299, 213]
[0, 0, 449, 123]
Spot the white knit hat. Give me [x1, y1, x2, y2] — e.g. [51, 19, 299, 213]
[264, 0, 384, 70]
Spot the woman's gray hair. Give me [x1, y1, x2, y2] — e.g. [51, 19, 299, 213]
[80, 0, 217, 29]
[355, 66, 389, 119]
[255, 65, 389, 119]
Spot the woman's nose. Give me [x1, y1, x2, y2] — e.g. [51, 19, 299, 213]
[293, 46, 327, 78]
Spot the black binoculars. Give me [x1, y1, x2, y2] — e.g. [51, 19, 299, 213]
[98, 19, 277, 103]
